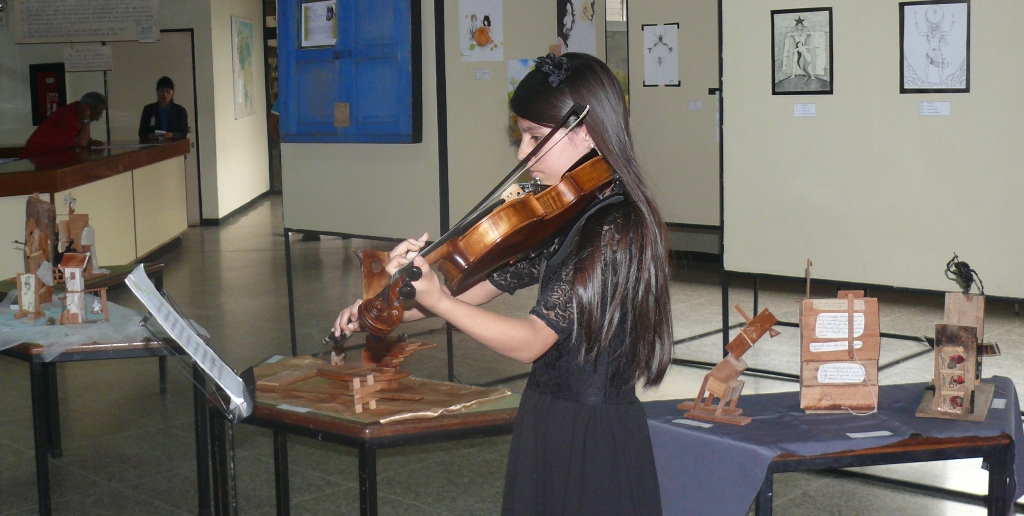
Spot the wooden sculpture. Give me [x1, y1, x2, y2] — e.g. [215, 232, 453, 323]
[323, 249, 436, 386]
[24, 194, 56, 304]
[678, 305, 779, 425]
[257, 357, 412, 413]
[14, 273, 45, 321]
[916, 292, 996, 421]
[800, 290, 880, 413]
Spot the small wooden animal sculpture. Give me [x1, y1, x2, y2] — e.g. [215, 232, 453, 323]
[678, 305, 779, 425]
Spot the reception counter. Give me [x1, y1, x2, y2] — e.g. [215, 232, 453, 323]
[0, 140, 190, 279]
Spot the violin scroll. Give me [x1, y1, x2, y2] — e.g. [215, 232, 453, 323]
[358, 266, 422, 336]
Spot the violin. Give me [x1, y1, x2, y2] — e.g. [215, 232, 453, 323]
[354, 103, 616, 338]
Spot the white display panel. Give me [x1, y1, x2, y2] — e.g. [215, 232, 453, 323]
[722, 1, 1024, 297]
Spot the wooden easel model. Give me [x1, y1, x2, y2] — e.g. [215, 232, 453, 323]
[678, 305, 779, 425]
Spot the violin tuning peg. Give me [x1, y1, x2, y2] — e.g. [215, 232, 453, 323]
[407, 266, 422, 282]
[398, 283, 417, 300]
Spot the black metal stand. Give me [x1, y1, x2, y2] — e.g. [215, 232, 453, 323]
[284, 228, 297, 357]
[194, 363, 213, 516]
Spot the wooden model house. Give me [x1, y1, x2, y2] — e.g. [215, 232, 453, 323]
[58, 253, 90, 325]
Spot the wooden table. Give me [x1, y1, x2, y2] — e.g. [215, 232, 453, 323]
[207, 389, 518, 516]
[647, 378, 1022, 516]
[756, 434, 1014, 515]
[2, 338, 212, 516]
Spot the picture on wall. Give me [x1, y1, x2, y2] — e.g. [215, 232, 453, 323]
[507, 58, 535, 146]
[900, 0, 969, 93]
[771, 8, 833, 95]
[460, 0, 503, 62]
[231, 16, 256, 119]
[641, 23, 680, 87]
[557, 0, 596, 56]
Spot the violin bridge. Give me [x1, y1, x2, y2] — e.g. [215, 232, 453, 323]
[501, 184, 526, 202]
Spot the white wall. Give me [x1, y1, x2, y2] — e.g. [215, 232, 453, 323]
[629, 1, 719, 226]
[1, 0, 268, 221]
[210, 0, 270, 218]
[722, 0, 1024, 297]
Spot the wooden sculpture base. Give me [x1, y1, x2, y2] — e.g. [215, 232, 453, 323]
[677, 399, 750, 425]
[916, 381, 994, 422]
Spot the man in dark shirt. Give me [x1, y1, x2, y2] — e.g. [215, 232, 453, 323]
[20, 92, 106, 158]
[138, 76, 189, 142]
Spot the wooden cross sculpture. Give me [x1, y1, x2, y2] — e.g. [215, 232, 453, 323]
[678, 305, 779, 425]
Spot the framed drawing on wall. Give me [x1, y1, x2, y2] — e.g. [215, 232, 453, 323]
[900, 0, 969, 93]
[771, 7, 833, 95]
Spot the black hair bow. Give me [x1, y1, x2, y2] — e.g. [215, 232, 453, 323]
[537, 53, 571, 87]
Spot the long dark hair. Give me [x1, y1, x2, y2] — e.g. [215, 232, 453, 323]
[510, 53, 673, 386]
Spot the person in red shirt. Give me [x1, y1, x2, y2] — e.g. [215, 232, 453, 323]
[21, 92, 107, 158]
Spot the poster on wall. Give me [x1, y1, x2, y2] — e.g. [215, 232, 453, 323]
[64, 46, 113, 72]
[232, 16, 257, 119]
[11, 0, 158, 43]
[641, 23, 680, 87]
[300, 0, 337, 47]
[557, 0, 596, 56]
[900, 1, 969, 93]
[507, 58, 535, 146]
[460, 0, 503, 61]
[771, 8, 833, 95]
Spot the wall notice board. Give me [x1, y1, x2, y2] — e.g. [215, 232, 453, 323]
[722, 1, 1024, 298]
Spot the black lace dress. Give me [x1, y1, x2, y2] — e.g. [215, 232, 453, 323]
[489, 213, 662, 516]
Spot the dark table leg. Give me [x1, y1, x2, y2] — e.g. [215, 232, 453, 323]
[194, 364, 212, 516]
[274, 431, 290, 515]
[159, 356, 168, 394]
[754, 471, 773, 516]
[359, 444, 378, 516]
[986, 445, 1011, 516]
[29, 362, 52, 515]
[43, 362, 62, 459]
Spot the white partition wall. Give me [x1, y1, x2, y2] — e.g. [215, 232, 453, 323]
[722, 1, 1024, 297]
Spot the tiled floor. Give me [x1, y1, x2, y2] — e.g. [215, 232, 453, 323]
[1, 195, 1021, 515]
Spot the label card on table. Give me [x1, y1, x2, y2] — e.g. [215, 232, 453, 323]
[673, 418, 713, 428]
[846, 430, 892, 439]
[991, 398, 1007, 409]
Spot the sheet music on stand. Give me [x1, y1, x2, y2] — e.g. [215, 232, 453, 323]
[124, 265, 253, 423]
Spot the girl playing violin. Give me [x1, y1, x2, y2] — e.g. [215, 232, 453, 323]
[334, 52, 672, 515]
